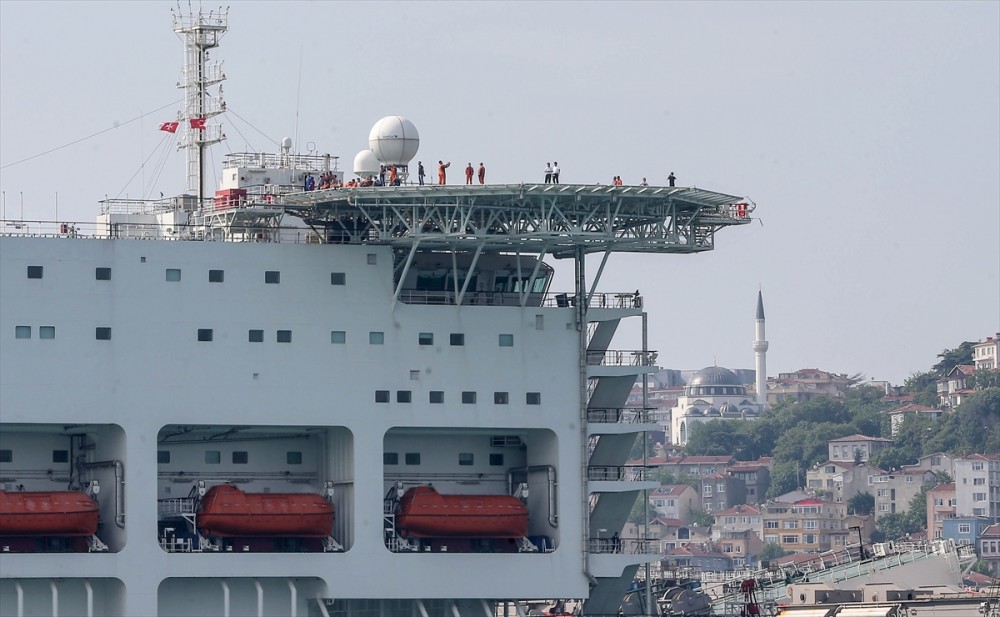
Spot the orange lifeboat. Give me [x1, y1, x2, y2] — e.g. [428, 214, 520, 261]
[395, 486, 528, 539]
[0, 490, 100, 537]
[196, 485, 333, 538]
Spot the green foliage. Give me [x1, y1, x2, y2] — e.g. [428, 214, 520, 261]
[932, 342, 975, 375]
[627, 491, 648, 525]
[872, 484, 936, 541]
[972, 369, 1000, 390]
[757, 542, 791, 563]
[971, 559, 997, 577]
[847, 491, 874, 515]
[689, 508, 715, 528]
[766, 460, 799, 499]
[904, 371, 940, 407]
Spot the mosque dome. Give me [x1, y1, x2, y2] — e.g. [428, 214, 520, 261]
[689, 366, 741, 386]
[719, 402, 740, 416]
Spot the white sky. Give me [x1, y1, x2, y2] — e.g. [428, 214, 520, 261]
[1, 1, 997, 385]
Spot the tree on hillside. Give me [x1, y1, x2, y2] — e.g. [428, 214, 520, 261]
[685, 420, 759, 460]
[904, 371, 940, 407]
[972, 369, 1000, 391]
[847, 491, 874, 516]
[689, 508, 715, 528]
[758, 542, 791, 563]
[932, 342, 975, 375]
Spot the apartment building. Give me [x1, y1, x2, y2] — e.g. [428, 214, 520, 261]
[953, 454, 1000, 522]
[973, 333, 999, 371]
[759, 497, 849, 553]
[806, 461, 881, 504]
[937, 364, 976, 409]
[701, 472, 747, 513]
[649, 483, 701, 522]
[726, 459, 772, 504]
[978, 523, 1000, 577]
[872, 469, 937, 518]
[828, 434, 893, 464]
[926, 482, 957, 540]
[884, 403, 943, 436]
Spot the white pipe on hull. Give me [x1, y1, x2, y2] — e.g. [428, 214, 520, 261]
[15, 581, 23, 617]
[84, 579, 93, 617]
[253, 579, 263, 617]
[286, 579, 297, 617]
[220, 580, 230, 617]
[49, 580, 58, 617]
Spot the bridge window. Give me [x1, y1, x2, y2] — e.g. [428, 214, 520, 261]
[0, 449, 12, 463]
[96, 327, 112, 341]
[499, 334, 514, 347]
[165, 268, 181, 282]
[384, 452, 399, 465]
[39, 326, 55, 339]
[490, 454, 504, 466]
[462, 391, 477, 404]
[405, 453, 420, 465]
[287, 451, 302, 465]
[14, 326, 30, 339]
[418, 332, 434, 346]
[397, 390, 412, 403]
[209, 269, 224, 282]
[429, 391, 444, 404]
[494, 392, 509, 405]
[96, 267, 112, 280]
[369, 331, 384, 345]
[52, 450, 69, 463]
[526, 392, 541, 405]
[232, 451, 248, 464]
[375, 390, 390, 403]
[197, 329, 213, 342]
[277, 330, 292, 343]
[331, 331, 346, 344]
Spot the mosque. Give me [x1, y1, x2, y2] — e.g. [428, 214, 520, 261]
[668, 292, 769, 446]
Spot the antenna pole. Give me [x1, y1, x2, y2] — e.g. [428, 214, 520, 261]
[173, 6, 228, 202]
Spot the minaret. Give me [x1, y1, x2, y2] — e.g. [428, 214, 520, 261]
[753, 290, 768, 408]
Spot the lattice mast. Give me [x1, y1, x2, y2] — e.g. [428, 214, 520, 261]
[172, 4, 228, 201]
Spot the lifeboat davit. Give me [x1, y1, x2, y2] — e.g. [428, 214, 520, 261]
[196, 485, 334, 538]
[395, 486, 528, 539]
[0, 490, 100, 537]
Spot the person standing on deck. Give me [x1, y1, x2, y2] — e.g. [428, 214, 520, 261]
[478, 163, 486, 184]
[465, 163, 474, 185]
[668, 172, 676, 187]
[417, 162, 425, 185]
[544, 162, 552, 184]
[552, 161, 560, 184]
[438, 161, 451, 185]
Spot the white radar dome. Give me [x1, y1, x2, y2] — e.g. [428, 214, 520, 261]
[368, 116, 419, 165]
[353, 149, 381, 177]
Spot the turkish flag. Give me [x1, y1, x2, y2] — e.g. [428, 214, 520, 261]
[190, 118, 207, 130]
[159, 122, 179, 133]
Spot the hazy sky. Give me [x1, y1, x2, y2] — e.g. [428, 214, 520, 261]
[1, 1, 997, 385]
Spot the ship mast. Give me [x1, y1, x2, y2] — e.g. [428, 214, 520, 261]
[172, 5, 228, 202]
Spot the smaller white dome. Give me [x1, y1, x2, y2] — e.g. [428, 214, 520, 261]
[281, 137, 293, 150]
[353, 149, 380, 177]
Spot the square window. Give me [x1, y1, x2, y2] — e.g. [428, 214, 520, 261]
[369, 331, 384, 345]
[277, 330, 292, 343]
[39, 326, 55, 339]
[459, 453, 474, 466]
[429, 391, 444, 404]
[287, 451, 303, 465]
[367, 253, 377, 265]
[405, 453, 421, 465]
[375, 390, 390, 403]
[499, 334, 514, 347]
[526, 392, 541, 405]
[15, 326, 31, 339]
[330, 272, 346, 285]
[27, 265, 43, 279]
[265, 271, 280, 284]
[418, 332, 434, 346]
[331, 331, 346, 344]
[95, 267, 112, 280]
[490, 453, 504, 466]
[205, 451, 221, 464]
[450, 333, 465, 346]
[96, 327, 112, 340]
[494, 392, 509, 405]
[397, 390, 412, 403]
[198, 328, 213, 342]
[232, 451, 249, 464]
[52, 450, 69, 463]
[535, 315, 544, 330]
[249, 329, 264, 342]
[0, 449, 12, 463]
[384, 452, 399, 465]
[209, 269, 225, 283]
[462, 391, 477, 404]
[165, 268, 181, 282]
[158, 450, 171, 464]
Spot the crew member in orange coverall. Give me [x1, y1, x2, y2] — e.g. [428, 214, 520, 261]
[465, 163, 474, 185]
[438, 161, 451, 185]
[478, 163, 486, 184]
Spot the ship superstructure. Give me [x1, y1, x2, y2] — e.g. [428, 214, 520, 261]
[0, 8, 764, 617]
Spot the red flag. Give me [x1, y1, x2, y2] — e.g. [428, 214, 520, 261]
[159, 121, 179, 133]
[190, 118, 206, 130]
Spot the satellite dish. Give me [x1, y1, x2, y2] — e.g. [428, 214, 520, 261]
[368, 116, 419, 165]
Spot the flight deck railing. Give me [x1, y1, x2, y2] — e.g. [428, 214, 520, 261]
[589, 537, 657, 555]
[586, 349, 657, 367]
[588, 465, 653, 482]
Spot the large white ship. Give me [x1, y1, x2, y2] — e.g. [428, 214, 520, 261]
[0, 8, 763, 617]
